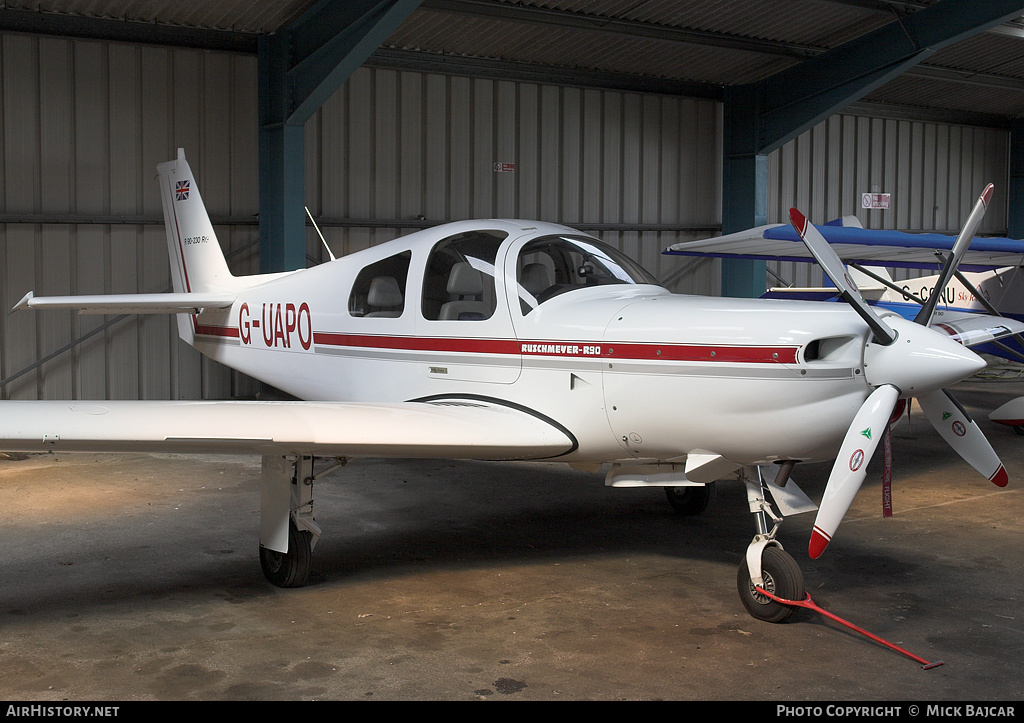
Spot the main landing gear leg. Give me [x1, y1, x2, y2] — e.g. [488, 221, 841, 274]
[259, 455, 321, 587]
[736, 467, 804, 623]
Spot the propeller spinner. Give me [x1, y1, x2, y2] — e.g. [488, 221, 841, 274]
[790, 186, 1007, 559]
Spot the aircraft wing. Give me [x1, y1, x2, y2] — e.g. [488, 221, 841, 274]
[14, 291, 236, 315]
[0, 398, 575, 460]
[665, 223, 1024, 272]
[929, 311, 1024, 348]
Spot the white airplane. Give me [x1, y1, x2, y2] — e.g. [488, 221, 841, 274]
[665, 194, 1024, 430]
[2, 150, 1021, 624]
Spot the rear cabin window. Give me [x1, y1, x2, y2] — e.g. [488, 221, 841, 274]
[348, 251, 412, 318]
[421, 231, 507, 321]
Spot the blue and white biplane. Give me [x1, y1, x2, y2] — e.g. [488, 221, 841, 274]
[664, 186, 1024, 429]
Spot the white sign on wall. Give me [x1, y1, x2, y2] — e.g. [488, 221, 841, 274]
[862, 192, 891, 209]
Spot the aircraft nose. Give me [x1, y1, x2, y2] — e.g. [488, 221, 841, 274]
[862, 315, 987, 395]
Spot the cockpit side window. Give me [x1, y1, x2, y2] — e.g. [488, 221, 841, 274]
[348, 251, 412, 318]
[421, 231, 507, 321]
[516, 235, 659, 313]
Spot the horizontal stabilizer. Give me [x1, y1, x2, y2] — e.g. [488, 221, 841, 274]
[0, 399, 575, 460]
[14, 291, 236, 315]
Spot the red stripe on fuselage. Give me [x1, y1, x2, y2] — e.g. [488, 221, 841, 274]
[593, 342, 797, 364]
[312, 332, 798, 363]
[313, 332, 520, 355]
[195, 324, 239, 339]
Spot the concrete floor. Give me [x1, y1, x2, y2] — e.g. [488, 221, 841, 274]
[0, 379, 1022, 701]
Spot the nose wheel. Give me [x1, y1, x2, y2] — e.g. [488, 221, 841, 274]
[737, 544, 804, 623]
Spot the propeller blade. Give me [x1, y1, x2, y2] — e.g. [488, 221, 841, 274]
[916, 389, 1008, 487]
[914, 183, 994, 328]
[810, 384, 900, 559]
[789, 208, 897, 346]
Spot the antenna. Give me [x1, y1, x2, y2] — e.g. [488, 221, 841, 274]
[305, 206, 336, 262]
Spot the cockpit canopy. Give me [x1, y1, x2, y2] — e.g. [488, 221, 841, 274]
[347, 226, 661, 321]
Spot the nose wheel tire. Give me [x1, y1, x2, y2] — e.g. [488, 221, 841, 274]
[737, 545, 804, 623]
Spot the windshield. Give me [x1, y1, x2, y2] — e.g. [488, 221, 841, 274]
[515, 235, 659, 313]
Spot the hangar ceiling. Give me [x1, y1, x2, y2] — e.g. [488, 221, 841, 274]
[2, 0, 1024, 125]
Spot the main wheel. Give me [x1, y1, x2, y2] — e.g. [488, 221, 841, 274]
[260, 521, 313, 588]
[664, 483, 716, 515]
[737, 545, 804, 623]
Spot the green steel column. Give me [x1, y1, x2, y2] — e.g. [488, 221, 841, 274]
[721, 84, 767, 298]
[257, 0, 425, 273]
[1010, 119, 1024, 240]
[720, 155, 768, 298]
[258, 33, 307, 274]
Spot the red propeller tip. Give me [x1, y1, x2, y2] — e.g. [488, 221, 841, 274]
[990, 465, 1009, 488]
[789, 208, 807, 231]
[808, 529, 831, 559]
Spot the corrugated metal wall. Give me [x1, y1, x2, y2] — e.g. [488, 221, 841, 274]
[304, 69, 723, 291]
[0, 35, 724, 401]
[1, 33, 1010, 402]
[766, 114, 1009, 288]
[0, 34, 261, 401]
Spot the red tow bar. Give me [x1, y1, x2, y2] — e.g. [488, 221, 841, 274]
[756, 587, 944, 670]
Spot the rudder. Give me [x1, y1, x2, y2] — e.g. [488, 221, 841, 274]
[156, 148, 234, 295]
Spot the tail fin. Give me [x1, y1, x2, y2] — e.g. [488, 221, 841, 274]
[156, 149, 234, 294]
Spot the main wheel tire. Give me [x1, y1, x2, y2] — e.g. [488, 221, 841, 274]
[737, 545, 804, 623]
[664, 483, 716, 515]
[260, 521, 313, 588]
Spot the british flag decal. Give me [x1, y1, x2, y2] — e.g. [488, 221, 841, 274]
[175, 180, 190, 201]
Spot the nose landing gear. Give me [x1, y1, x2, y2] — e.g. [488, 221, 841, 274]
[738, 467, 805, 623]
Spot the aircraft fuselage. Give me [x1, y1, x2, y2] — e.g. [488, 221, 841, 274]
[189, 220, 874, 467]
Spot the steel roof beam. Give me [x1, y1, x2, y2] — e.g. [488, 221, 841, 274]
[272, 0, 425, 126]
[258, 0, 426, 131]
[754, 0, 1024, 154]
